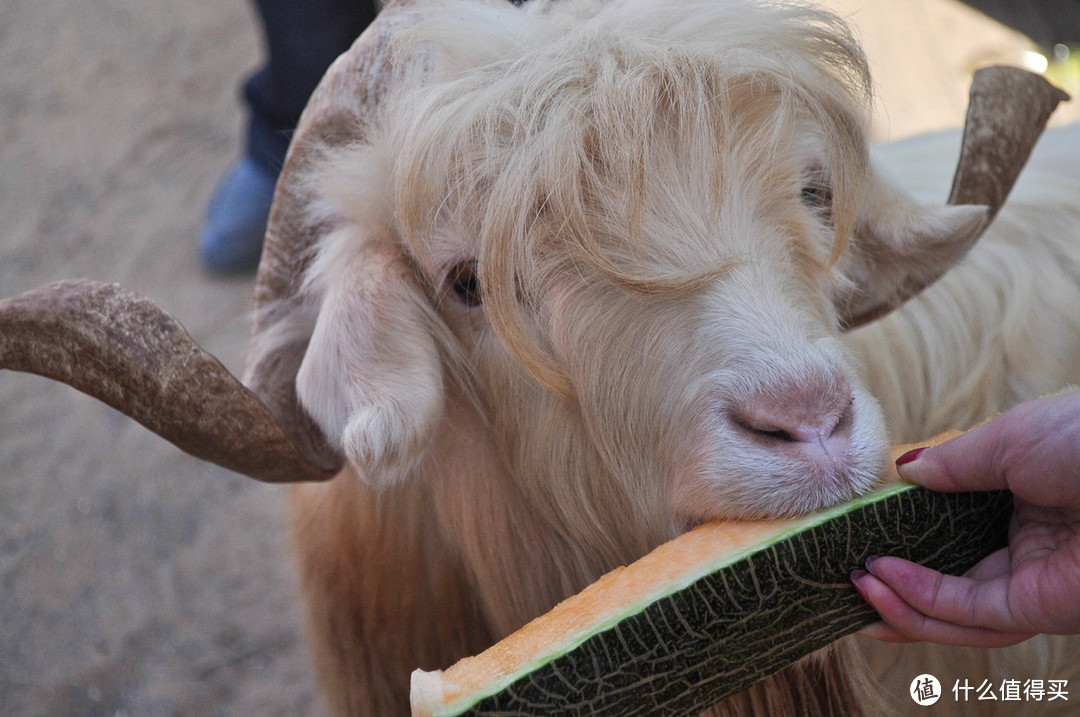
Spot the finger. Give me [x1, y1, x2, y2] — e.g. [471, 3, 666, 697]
[894, 418, 1009, 493]
[851, 570, 1035, 647]
[856, 620, 913, 643]
[896, 392, 1080, 506]
[965, 547, 1012, 581]
[864, 556, 1029, 634]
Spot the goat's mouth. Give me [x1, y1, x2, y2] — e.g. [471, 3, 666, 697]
[675, 513, 709, 535]
[673, 393, 889, 525]
[674, 461, 884, 530]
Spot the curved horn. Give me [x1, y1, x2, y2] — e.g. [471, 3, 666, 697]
[842, 66, 1069, 329]
[0, 280, 334, 483]
[948, 65, 1071, 216]
[245, 1, 425, 475]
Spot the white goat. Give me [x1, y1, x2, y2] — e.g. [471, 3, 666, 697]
[254, 1, 1080, 714]
[3, 0, 1078, 715]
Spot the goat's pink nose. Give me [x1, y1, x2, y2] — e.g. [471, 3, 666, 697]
[729, 378, 854, 459]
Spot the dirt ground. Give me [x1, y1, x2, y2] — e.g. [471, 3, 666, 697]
[0, 1, 1076, 716]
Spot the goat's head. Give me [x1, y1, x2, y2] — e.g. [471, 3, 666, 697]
[253, 0, 1062, 525]
[1, 1, 1066, 528]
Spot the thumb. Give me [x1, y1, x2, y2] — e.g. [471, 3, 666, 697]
[894, 391, 1080, 508]
[895, 419, 1008, 494]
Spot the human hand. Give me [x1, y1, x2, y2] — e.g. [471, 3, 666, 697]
[852, 390, 1080, 647]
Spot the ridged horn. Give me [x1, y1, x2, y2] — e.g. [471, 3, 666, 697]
[948, 65, 1070, 216]
[0, 280, 334, 483]
[842, 66, 1069, 329]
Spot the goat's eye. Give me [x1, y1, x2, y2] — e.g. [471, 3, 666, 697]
[800, 182, 832, 209]
[800, 173, 833, 226]
[448, 261, 482, 306]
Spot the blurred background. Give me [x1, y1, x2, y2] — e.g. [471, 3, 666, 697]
[0, 1, 1077, 715]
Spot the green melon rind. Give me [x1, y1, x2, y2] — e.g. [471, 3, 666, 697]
[426, 483, 1012, 716]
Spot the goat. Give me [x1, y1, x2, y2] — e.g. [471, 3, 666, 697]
[1, 0, 1077, 715]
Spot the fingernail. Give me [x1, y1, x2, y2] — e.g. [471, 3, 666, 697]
[850, 569, 870, 601]
[865, 556, 880, 574]
[895, 446, 926, 467]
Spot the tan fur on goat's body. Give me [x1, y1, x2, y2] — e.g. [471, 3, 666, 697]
[258, 1, 1080, 715]
[849, 125, 1080, 717]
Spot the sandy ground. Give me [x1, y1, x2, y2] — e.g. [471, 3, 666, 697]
[0, 1, 322, 715]
[0, 1, 1076, 715]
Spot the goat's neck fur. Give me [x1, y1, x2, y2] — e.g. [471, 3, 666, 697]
[289, 471, 493, 716]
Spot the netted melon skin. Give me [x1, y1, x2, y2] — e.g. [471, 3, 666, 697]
[460, 486, 1012, 716]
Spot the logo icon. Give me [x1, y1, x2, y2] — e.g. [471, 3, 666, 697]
[911, 674, 942, 706]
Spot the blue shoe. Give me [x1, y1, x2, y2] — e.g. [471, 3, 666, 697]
[198, 157, 278, 274]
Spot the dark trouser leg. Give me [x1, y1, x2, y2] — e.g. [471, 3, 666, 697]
[243, 0, 379, 175]
[199, 0, 378, 273]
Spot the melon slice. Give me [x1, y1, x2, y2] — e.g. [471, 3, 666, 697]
[411, 434, 1013, 716]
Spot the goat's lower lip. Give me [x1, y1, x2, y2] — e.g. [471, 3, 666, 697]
[676, 514, 707, 534]
[674, 452, 876, 526]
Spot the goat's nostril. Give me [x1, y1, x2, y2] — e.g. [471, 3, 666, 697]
[730, 393, 854, 446]
[761, 427, 795, 442]
[731, 412, 796, 443]
[835, 396, 855, 434]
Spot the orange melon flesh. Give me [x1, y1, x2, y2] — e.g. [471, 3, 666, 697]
[411, 432, 983, 717]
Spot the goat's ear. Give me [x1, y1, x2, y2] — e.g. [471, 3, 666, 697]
[295, 231, 444, 485]
[245, 4, 428, 477]
[837, 66, 1068, 329]
[835, 166, 987, 328]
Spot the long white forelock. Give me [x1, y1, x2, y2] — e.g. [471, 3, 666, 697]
[387, 0, 871, 232]
[382, 0, 872, 398]
[388, 0, 868, 212]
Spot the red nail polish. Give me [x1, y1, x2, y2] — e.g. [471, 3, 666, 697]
[895, 446, 926, 467]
